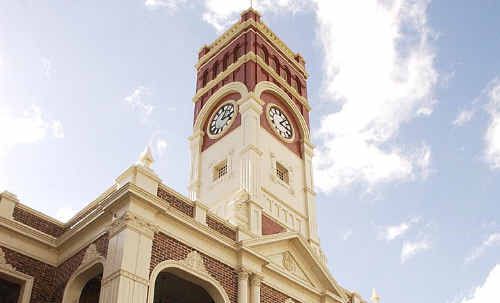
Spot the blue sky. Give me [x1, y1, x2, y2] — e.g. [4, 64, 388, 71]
[0, 1, 499, 303]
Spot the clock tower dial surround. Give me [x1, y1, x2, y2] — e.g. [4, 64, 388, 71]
[188, 8, 323, 260]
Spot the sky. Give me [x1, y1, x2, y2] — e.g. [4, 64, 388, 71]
[0, 1, 499, 303]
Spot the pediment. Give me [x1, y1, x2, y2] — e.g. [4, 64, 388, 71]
[242, 233, 348, 301]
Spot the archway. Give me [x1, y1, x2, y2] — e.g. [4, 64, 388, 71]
[0, 275, 21, 303]
[62, 261, 104, 303]
[148, 254, 230, 303]
[153, 272, 214, 303]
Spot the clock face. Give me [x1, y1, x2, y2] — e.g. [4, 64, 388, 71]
[268, 105, 293, 140]
[208, 102, 236, 136]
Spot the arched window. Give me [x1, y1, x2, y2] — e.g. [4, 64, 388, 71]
[270, 56, 278, 72]
[223, 53, 229, 70]
[212, 61, 219, 80]
[202, 70, 209, 87]
[258, 45, 268, 64]
[62, 261, 104, 303]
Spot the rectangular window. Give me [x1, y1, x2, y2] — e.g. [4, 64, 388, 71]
[213, 160, 228, 181]
[275, 162, 289, 184]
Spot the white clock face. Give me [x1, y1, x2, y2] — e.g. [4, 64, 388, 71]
[209, 102, 236, 136]
[268, 105, 293, 140]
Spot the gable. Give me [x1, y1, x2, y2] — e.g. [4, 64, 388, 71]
[243, 233, 347, 300]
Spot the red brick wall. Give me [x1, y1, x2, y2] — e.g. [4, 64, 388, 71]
[1, 234, 108, 303]
[206, 215, 237, 241]
[12, 206, 66, 237]
[261, 214, 286, 236]
[157, 187, 195, 218]
[150, 232, 238, 303]
[261, 283, 297, 303]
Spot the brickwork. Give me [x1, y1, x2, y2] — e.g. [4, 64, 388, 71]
[1, 234, 108, 303]
[261, 214, 286, 235]
[157, 187, 195, 218]
[261, 283, 296, 303]
[150, 232, 238, 303]
[12, 206, 66, 237]
[206, 215, 237, 241]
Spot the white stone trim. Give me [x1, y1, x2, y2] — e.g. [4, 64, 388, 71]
[62, 258, 105, 303]
[148, 252, 231, 303]
[0, 247, 34, 303]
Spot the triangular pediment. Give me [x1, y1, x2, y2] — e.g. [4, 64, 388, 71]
[242, 232, 348, 301]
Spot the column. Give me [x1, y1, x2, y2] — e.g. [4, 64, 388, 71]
[188, 130, 204, 201]
[250, 273, 263, 303]
[238, 270, 250, 303]
[302, 140, 320, 246]
[99, 212, 157, 303]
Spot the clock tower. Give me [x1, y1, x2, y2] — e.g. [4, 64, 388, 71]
[188, 8, 323, 259]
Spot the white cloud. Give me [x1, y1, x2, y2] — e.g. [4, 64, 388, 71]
[0, 105, 63, 157]
[379, 217, 420, 241]
[341, 230, 353, 240]
[466, 232, 500, 263]
[313, 0, 438, 192]
[400, 238, 431, 263]
[484, 78, 500, 169]
[145, 0, 186, 10]
[41, 57, 53, 79]
[453, 109, 475, 126]
[202, 0, 309, 32]
[459, 265, 500, 303]
[155, 138, 168, 157]
[125, 86, 154, 119]
[55, 207, 77, 223]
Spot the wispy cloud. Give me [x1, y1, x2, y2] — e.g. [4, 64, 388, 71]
[155, 138, 168, 157]
[145, 0, 186, 11]
[465, 232, 500, 263]
[458, 264, 500, 303]
[483, 78, 500, 169]
[341, 229, 353, 241]
[55, 207, 77, 222]
[453, 109, 475, 127]
[125, 86, 154, 120]
[41, 57, 53, 79]
[401, 238, 431, 263]
[313, 0, 438, 193]
[379, 217, 420, 241]
[202, 0, 309, 33]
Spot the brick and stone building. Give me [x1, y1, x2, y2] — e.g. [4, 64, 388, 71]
[0, 8, 373, 303]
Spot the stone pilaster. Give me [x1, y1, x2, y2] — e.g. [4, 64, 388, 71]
[250, 273, 263, 303]
[188, 130, 204, 201]
[100, 212, 157, 303]
[238, 269, 250, 303]
[0, 191, 18, 219]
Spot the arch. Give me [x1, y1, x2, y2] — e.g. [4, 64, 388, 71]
[147, 259, 230, 303]
[193, 82, 248, 131]
[0, 268, 33, 303]
[62, 259, 104, 303]
[254, 81, 310, 141]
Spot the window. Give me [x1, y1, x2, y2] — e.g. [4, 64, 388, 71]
[213, 160, 228, 181]
[275, 162, 289, 184]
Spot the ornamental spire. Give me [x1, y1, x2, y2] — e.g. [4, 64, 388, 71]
[138, 145, 154, 168]
[371, 288, 380, 303]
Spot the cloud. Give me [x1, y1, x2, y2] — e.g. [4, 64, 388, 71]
[341, 230, 353, 241]
[155, 138, 168, 157]
[55, 207, 77, 222]
[41, 57, 53, 79]
[312, 0, 438, 192]
[125, 86, 154, 119]
[466, 232, 500, 263]
[202, 0, 310, 32]
[484, 78, 500, 169]
[145, 0, 186, 10]
[0, 105, 63, 157]
[400, 238, 431, 263]
[453, 109, 475, 126]
[379, 217, 420, 241]
[459, 265, 500, 303]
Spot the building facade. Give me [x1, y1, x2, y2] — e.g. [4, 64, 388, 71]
[0, 9, 371, 303]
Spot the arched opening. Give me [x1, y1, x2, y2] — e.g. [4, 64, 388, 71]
[153, 272, 214, 303]
[78, 274, 102, 303]
[0, 275, 21, 303]
[62, 261, 103, 303]
[148, 261, 230, 303]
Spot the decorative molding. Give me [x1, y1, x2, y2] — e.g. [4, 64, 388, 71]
[180, 251, 209, 275]
[282, 252, 296, 273]
[80, 244, 102, 268]
[0, 247, 15, 271]
[196, 21, 307, 77]
[109, 212, 158, 238]
[285, 298, 295, 303]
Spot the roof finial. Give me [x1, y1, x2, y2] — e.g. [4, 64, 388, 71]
[371, 288, 380, 303]
[138, 145, 154, 168]
[250, 0, 253, 9]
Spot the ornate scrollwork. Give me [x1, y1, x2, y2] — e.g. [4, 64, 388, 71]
[0, 248, 15, 271]
[180, 251, 209, 275]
